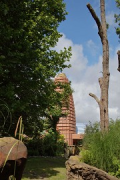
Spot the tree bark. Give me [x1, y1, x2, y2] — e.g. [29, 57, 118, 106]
[87, 0, 110, 131]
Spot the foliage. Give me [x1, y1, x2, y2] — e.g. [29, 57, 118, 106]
[115, 0, 120, 40]
[83, 121, 100, 149]
[0, 0, 71, 136]
[43, 129, 65, 156]
[84, 121, 100, 134]
[43, 81, 73, 133]
[25, 129, 65, 156]
[9, 176, 16, 180]
[81, 119, 120, 178]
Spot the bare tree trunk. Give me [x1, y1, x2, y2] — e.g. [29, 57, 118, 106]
[87, 0, 110, 131]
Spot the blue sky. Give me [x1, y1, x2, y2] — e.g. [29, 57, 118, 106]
[58, 0, 119, 65]
[55, 0, 120, 133]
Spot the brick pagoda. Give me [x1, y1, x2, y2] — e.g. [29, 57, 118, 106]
[55, 73, 82, 145]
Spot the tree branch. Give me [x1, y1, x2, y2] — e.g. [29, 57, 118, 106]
[87, 3, 103, 43]
[89, 93, 100, 105]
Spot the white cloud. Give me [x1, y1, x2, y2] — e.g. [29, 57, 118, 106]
[55, 34, 88, 81]
[87, 40, 99, 56]
[109, 107, 119, 120]
[55, 33, 72, 51]
[106, 11, 115, 27]
[109, 47, 120, 120]
[55, 34, 120, 128]
[76, 123, 86, 133]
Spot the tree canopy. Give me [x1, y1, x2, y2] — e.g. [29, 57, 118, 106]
[0, 0, 71, 136]
[115, 0, 120, 40]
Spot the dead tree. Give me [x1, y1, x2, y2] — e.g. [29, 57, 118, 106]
[87, 0, 110, 131]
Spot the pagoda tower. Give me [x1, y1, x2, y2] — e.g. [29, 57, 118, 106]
[55, 73, 76, 145]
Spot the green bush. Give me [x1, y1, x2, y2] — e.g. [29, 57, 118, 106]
[42, 130, 65, 156]
[25, 130, 65, 156]
[25, 138, 43, 156]
[81, 119, 120, 178]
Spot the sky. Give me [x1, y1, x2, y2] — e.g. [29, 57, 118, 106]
[55, 0, 120, 133]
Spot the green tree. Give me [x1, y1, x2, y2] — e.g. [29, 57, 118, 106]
[115, 0, 120, 40]
[0, 0, 71, 136]
[115, 0, 120, 72]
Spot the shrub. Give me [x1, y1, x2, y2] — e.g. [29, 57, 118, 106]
[25, 130, 65, 156]
[81, 119, 120, 178]
[25, 138, 43, 156]
[42, 130, 65, 156]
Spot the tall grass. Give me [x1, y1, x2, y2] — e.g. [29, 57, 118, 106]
[81, 119, 120, 177]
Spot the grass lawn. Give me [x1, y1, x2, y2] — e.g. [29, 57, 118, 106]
[22, 156, 67, 180]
